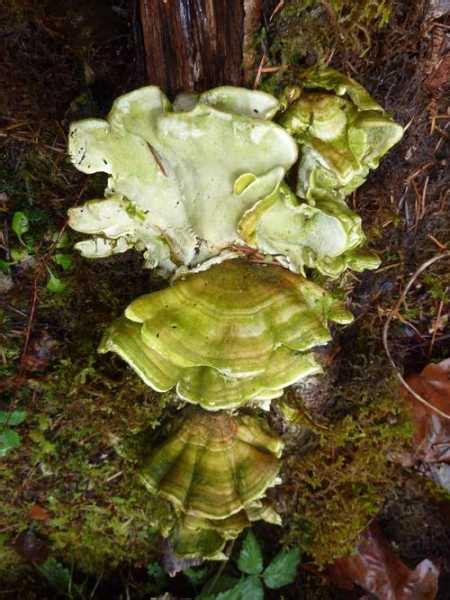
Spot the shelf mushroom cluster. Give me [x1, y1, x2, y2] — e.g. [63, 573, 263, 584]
[140, 410, 283, 559]
[99, 259, 352, 410]
[68, 67, 403, 560]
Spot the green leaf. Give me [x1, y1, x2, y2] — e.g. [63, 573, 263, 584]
[262, 547, 301, 589]
[12, 211, 29, 240]
[214, 576, 264, 600]
[199, 575, 240, 599]
[53, 253, 72, 270]
[0, 259, 11, 272]
[237, 530, 263, 575]
[213, 581, 243, 600]
[10, 247, 30, 263]
[146, 561, 168, 594]
[0, 429, 22, 457]
[46, 270, 66, 293]
[238, 576, 264, 600]
[184, 565, 210, 586]
[38, 558, 71, 593]
[147, 561, 166, 581]
[0, 410, 27, 426]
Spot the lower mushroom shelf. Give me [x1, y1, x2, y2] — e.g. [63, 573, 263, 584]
[140, 409, 284, 559]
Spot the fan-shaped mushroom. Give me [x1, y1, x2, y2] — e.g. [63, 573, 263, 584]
[67, 85, 297, 275]
[140, 410, 282, 519]
[169, 501, 281, 559]
[239, 183, 380, 277]
[67, 79, 392, 279]
[99, 259, 352, 409]
[140, 410, 283, 559]
[279, 66, 404, 204]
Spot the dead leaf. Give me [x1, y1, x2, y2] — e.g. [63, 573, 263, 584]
[21, 331, 58, 372]
[401, 359, 450, 464]
[425, 20, 450, 97]
[426, 53, 450, 96]
[327, 523, 439, 600]
[30, 504, 50, 522]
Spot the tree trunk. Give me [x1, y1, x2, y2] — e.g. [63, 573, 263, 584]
[139, 0, 262, 97]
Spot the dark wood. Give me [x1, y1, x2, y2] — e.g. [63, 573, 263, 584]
[139, 0, 262, 96]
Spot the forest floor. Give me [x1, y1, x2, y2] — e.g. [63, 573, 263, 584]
[0, 0, 449, 598]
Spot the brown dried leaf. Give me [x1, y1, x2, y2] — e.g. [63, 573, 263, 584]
[426, 53, 450, 96]
[21, 331, 58, 372]
[327, 523, 439, 600]
[30, 504, 50, 522]
[401, 359, 450, 463]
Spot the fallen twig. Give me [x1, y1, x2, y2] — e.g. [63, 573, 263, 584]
[382, 251, 450, 420]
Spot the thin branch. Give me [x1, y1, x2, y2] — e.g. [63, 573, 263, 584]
[382, 251, 450, 420]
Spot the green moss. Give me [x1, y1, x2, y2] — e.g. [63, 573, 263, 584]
[0, 359, 172, 574]
[280, 334, 413, 565]
[1, 127, 172, 582]
[262, 0, 393, 94]
[0, 255, 173, 581]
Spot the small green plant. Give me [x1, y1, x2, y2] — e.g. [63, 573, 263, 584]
[0, 410, 26, 457]
[8, 209, 72, 293]
[146, 561, 169, 595]
[200, 530, 301, 599]
[12, 210, 30, 244]
[38, 558, 74, 597]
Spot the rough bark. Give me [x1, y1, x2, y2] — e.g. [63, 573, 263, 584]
[139, 0, 262, 96]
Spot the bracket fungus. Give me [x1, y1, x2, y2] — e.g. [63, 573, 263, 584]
[279, 66, 404, 204]
[67, 85, 297, 274]
[238, 183, 380, 277]
[67, 73, 402, 278]
[99, 259, 353, 410]
[140, 410, 283, 559]
[65, 71, 404, 563]
[166, 500, 280, 560]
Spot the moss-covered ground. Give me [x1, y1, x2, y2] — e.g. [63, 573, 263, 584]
[1, 0, 450, 597]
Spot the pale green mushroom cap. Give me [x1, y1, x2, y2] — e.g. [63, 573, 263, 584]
[239, 183, 380, 277]
[100, 316, 322, 410]
[125, 260, 353, 366]
[67, 85, 297, 274]
[99, 260, 352, 409]
[67, 78, 392, 277]
[279, 65, 404, 203]
[139, 410, 283, 521]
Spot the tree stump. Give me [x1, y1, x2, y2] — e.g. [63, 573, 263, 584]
[139, 0, 262, 96]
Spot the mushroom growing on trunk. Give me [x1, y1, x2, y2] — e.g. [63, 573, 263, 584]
[140, 409, 283, 559]
[99, 259, 353, 409]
